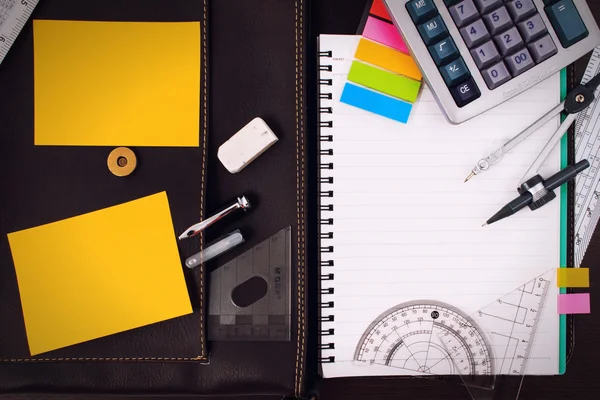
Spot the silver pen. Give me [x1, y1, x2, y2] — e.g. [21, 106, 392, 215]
[178, 195, 251, 240]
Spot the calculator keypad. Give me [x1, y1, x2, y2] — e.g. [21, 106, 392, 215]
[406, 0, 588, 108]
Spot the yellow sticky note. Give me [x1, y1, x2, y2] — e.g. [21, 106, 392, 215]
[557, 268, 590, 288]
[33, 20, 200, 147]
[7, 192, 192, 355]
[355, 38, 422, 82]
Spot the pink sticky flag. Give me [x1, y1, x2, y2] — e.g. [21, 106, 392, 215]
[557, 293, 591, 314]
[363, 16, 409, 54]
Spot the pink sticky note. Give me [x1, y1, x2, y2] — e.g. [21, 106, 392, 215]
[363, 16, 408, 54]
[557, 293, 591, 314]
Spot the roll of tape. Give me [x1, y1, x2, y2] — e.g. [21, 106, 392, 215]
[107, 147, 137, 177]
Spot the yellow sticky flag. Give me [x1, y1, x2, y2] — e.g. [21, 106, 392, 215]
[557, 268, 590, 288]
[33, 20, 200, 147]
[7, 192, 192, 356]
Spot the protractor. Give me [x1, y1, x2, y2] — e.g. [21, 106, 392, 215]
[354, 301, 493, 376]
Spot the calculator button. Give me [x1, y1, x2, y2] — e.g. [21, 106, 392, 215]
[428, 38, 460, 66]
[505, 48, 535, 76]
[474, 0, 502, 14]
[483, 6, 513, 35]
[506, 0, 536, 22]
[449, 0, 480, 28]
[528, 34, 558, 63]
[444, 0, 462, 6]
[440, 57, 471, 86]
[450, 78, 481, 107]
[494, 26, 524, 55]
[517, 13, 548, 43]
[482, 61, 511, 89]
[418, 15, 449, 45]
[460, 19, 491, 48]
[470, 40, 501, 68]
[406, 0, 438, 24]
[545, 0, 588, 48]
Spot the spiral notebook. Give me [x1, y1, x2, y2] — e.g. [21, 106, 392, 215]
[317, 34, 566, 379]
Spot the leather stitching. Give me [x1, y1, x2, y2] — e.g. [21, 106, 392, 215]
[294, 0, 301, 393]
[294, 0, 306, 397]
[0, 357, 205, 362]
[198, 0, 209, 362]
[0, 1, 210, 364]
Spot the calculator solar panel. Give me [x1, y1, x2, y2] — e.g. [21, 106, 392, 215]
[384, 0, 600, 123]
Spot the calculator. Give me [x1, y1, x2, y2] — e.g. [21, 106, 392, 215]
[384, 0, 600, 123]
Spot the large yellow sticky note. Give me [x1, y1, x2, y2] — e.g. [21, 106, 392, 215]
[7, 192, 192, 355]
[33, 20, 200, 147]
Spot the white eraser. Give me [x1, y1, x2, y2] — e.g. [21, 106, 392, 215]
[218, 117, 279, 174]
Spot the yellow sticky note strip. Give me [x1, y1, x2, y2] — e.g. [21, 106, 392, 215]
[7, 192, 192, 355]
[34, 20, 200, 147]
[557, 268, 590, 288]
[355, 38, 422, 82]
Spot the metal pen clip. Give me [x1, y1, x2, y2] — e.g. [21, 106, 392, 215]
[178, 195, 251, 240]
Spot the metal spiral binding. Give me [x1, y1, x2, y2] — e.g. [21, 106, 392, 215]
[318, 48, 335, 364]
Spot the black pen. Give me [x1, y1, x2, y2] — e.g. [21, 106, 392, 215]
[483, 160, 590, 226]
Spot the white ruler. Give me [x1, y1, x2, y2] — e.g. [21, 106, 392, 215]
[0, 0, 38, 65]
[574, 46, 600, 268]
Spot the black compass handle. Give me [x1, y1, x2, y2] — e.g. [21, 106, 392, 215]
[565, 72, 600, 114]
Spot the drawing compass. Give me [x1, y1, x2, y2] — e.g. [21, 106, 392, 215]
[465, 68, 600, 183]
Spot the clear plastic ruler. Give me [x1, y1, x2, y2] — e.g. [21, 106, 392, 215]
[0, 0, 39, 66]
[439, 269, 553, 400]
[574, 46, 600, 267]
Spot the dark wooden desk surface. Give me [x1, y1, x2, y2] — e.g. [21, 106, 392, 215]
[309, 1, 600, 399]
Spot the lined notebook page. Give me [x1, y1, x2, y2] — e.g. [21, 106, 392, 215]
[318, 35, 561, 378]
